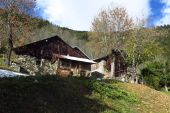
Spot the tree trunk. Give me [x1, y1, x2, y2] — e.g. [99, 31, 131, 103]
[141, 75, 144, 85]
[7, 25, 13, 67]
[165, 83, 168, 92]
[132, 56, 137, 83]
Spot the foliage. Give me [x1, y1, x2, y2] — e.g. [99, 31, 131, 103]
[89, 5, 163, 83]
[141, 61, 170, 90]
[89, 7, 133, 58]
[157, 28, 170, 61]
[0, 56, 5, 66]
[87, 80, 138, 102]
[141, 67, 161, 89]
[37, 19, 50, 29]
[124, 28, 162, 66]
[0, 0, 37, 66]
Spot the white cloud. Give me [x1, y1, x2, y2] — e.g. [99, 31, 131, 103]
[110, 0, 150, 20]
[156, 0, 170, 25]
[36, 0, 151, 31]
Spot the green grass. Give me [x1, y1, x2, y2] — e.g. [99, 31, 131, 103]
[0, 76, 169, 113]
[0, 56, 5, 66]
[164, 91, 170, 96]
[0, 55, 18, 72]
[0, 57, 11, 70]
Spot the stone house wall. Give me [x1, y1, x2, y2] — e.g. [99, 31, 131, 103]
[91, 60, 138, 83]
[12, 55, 57, 75]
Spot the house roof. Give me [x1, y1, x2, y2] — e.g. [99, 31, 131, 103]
[13, 35, 92, 62]
[93, 55, 110, 62]
[13, 35, 67, 50]
[61, 55, 96, 64]
[53, 54, 96, 64]
[73, 46, 89, 59]
[93, 49, 126, 62]
[14, 35, 89, 59]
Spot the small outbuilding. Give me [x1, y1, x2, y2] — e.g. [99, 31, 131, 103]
[91, 49, 138, 83]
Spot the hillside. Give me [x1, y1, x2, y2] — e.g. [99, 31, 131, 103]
[21, 20, 89, 53]
[0, 16, 89, 57]
[119, 83, 170, 113]
[0, 76, 169, 113]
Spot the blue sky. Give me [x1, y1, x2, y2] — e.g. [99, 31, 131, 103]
[149, 0, 165, 26]
[36, 0, 170, 31]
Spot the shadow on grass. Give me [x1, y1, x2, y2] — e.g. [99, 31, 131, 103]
[0, 76, 119, 113]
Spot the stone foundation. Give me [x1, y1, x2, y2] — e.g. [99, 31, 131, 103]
[12, 55, 57, 75]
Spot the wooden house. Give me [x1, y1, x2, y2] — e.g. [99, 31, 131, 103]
[91, 49, 137, 83]
[13, 35, 95, 76]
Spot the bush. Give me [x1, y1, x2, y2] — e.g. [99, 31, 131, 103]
[141, 61, 169, 90]
[83, 79, 138, 102]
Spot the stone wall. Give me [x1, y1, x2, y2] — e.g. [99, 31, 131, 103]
[91, 60, 138, 83]
[12, 55, 57, 75]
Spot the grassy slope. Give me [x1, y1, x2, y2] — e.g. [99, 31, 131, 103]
[164, 92, 170, 96]
[0, 76, 170, 113]
[119, 83, 170, 113]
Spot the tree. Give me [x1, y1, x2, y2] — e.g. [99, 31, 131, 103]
[161, 62, 170, 91]
[90, 7, 133, 57]
[0, 0, 37, 66]
[141, 61, 163, 89]
[90, 5, 163, 83]
[141, 61, 170, 91]
[124, 21, 163, 83]
[157, 27, 170, 91]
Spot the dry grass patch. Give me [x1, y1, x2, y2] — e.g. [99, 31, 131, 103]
[119, 83, 170, 113]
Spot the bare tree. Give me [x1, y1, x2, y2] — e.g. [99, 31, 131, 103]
[90, 7, 133, 57]
[0, 0, 37, 66]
